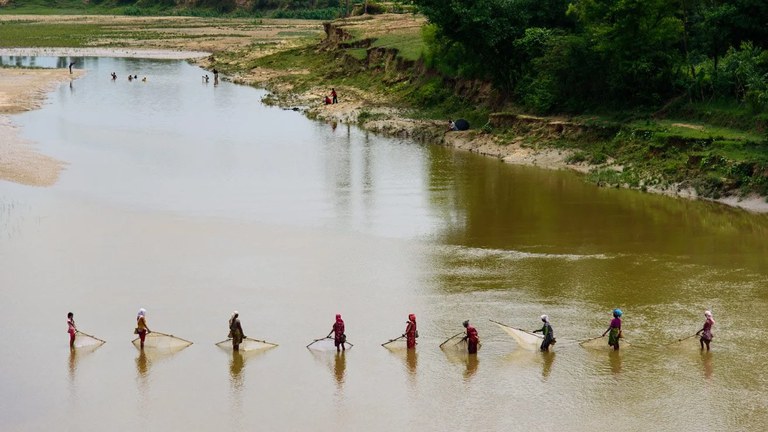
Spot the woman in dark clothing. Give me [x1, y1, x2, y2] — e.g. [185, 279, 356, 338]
[533, 315, 556, 351]
[229, 311, 245, 351]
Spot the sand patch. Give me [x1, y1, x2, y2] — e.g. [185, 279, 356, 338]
[0, 67, 80, 186]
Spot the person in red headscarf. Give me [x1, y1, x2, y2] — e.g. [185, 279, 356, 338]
[330, 314, 346, 352]
[404, 314, 417, 349]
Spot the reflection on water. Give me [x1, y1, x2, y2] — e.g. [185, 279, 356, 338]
[702, 352, 713, 379]
[541, 351, 555, 380]
[135, 350, 150, 381]
[405, 349, 417, 376]
[229, 350, 245, 391]
[464, 355, 479, 380]
[609, 350, 622, 375]
[334, 352, 346, 389]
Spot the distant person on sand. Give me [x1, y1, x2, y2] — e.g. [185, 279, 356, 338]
[403, 314, 417, 349]
[602, 309, 623, 350]
[532, 315, 556, 352]
[135, 308, 151, 349]
[67, 312, 77, 348]
[462, 320, 479, 354]
[228, 311, 245, 351]
[696, 310, 715, 351]
[328, 314, 346, 353]
[331, 88, 338, 104]
[68, 62, 75, 74]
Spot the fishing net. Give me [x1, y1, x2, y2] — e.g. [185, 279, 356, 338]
[216, 337, 278, 352]
[579, 335, 632, 350]
[382, 337, 408, 351]
[74, 330, 106, 349]
[306, 337, 352, 352]
[132, 331, 192, 351]
[492, 321, 543, 351]
[664, 334, 702, 350]
[440, 333, 481, 353]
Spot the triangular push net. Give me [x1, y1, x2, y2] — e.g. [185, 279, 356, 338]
[440, 332, 481, 353]
[132, 331, 192, 351]
[74, 330, 106, 349]
[491, 320, 543, 351]
[306, 337, 352, 352]
[382, 336, 407, 351]
[215, 337, 278, 352]
[579, 335, 632, 350]
[664, 333, 701, 350]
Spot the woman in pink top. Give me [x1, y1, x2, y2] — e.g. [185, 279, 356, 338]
[67, 312, 77, 348]
[602, 309, 623, 350]
[696, 310, 715, 351]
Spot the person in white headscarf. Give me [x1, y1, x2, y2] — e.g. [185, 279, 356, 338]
[135, 308, 151, 349]
[696, 310, 715, 351]
[533, 315, 555, 351]
[228, 311, 245, 351]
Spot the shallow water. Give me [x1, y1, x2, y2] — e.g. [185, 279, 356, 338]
[1, 56, 768, 431]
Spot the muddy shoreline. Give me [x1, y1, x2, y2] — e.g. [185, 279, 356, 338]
[1, 45, 766, 212]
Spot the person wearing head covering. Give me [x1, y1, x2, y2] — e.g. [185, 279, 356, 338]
[136, 308, 151, 349]
[532, 315, 556, 351]
[67, 312, 77, 348]
[404, 314, 418, 349]
[229, 311, 245, 351]
[695, 310, 715, 351]
[462, 320, 479, 354]
[602, 309, 623, 350]
[330, 314, 346, 353]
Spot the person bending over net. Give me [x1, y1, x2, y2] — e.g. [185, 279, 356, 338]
[462, 320, 479, 354]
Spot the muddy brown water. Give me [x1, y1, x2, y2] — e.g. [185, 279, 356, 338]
[1, 56, 767, 431]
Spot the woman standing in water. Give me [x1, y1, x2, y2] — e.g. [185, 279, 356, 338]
[602, 309, 623, 350]
[67, 312, 77, 348]
[229, 311, 245, 351]
[404, 314, 417, 349]
[462, 320, 479, 354]
[696, 310, 715, 351]
[533, 315, 556, 352]
[330, 314, 346, 353]
[136, 308, 151, 349]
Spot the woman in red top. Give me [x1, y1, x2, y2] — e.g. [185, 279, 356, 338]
[331, 314, 345, 352]
[404, 314, 417, 349]
[463, 320, 479, 354]
[67, 312, 77, 348]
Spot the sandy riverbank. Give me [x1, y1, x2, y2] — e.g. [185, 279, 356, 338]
[0, 67, 85, 187]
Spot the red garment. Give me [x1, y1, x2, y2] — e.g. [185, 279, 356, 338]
[405, 314, 417, 349]
[333, 314, 345, 346]
[138, 329, 147, 344]
[466, 325, 479, 353]
[466, 325, 479, 343]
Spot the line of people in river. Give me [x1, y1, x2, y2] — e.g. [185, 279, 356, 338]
[67, 308, 716, 353]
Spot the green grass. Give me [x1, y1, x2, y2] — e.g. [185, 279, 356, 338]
[369, 30, 423, 61]
[0, 22, 106, 47]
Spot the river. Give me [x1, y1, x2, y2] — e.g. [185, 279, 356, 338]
[1, 56, 767, 431]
